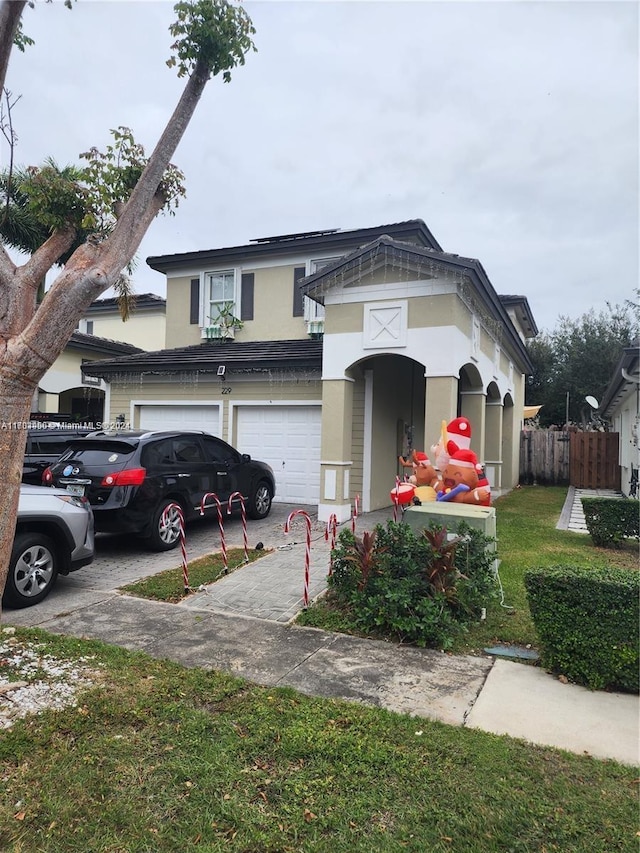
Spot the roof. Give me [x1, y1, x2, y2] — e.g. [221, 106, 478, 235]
[298, 235, 534, 372]
[146, 220, 443, 273]
[85, 293, 166, 315]
[67, 331, 144, 356]
[498, 295, 538, 338]
[81, 339, 323, 380]
[599, 338, 640, 415]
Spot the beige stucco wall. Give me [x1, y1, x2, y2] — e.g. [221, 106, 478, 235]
[90, 313, 165, 351]
[165, 265, 312, 349]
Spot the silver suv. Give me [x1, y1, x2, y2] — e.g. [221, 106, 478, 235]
[3, 485, 95, 609]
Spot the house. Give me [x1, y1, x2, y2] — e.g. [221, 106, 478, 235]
[33, 332, 143, 423]
[599, 338, 640, 497]
[82, 219, 537, 521]
[77, 292, 166, 351]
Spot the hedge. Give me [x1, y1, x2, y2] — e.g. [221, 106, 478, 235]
[524, 564, 639, 693]
[581, 497, 640, 547]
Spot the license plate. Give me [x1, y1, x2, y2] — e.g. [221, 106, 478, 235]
[66, 484, 85, 497]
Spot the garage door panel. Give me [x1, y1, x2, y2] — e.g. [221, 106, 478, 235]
[138, 405, 221, 435]
[237, 406, 320, 505]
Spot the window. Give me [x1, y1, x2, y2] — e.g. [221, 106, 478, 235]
[303, 257, 340, 324]
[205, 270, 236, 324]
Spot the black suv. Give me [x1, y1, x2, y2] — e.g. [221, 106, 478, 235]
[44, 430, 276, 551]
[23, 426, 94, 485]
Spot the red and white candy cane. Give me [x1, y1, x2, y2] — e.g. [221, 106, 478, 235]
[227, 491, 248, 563]
[200, 492, 227, 573]
[392, 477, 401, 522]
[351, 494, 360, 533]
[162, 502, 188, 592]
[324, 513, 338, 576]
[284, 509, 312, 608]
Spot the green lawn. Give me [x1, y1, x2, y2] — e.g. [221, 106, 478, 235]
[0, 630, 637, 853]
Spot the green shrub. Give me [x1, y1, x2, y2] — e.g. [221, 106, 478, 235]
[524, 565, 639, 692]
[581, 497, 640, 547]
[328, 520, 498, 649]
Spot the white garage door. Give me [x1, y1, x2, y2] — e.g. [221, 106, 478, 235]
[138, 404, 221, 435]
[236, 406, 321, 505]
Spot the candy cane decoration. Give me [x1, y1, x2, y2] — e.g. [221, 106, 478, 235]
[351, 494, 360, 533]
[284, 509, 312, 608]
[162, 502, 188, 592]
[324, 513, 338, 576]
[392, 476, 401, 522]
[227, 491, 248, 563]
[200, 492, 227, 573]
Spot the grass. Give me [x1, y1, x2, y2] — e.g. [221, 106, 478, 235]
[121, 548, 268, 603]
[1, 629, 638, 852]
[297, 486, 639, 654]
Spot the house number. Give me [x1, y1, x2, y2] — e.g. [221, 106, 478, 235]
[221, 387, 232, 394]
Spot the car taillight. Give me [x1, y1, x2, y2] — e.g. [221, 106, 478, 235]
[42, 467, 53, 485]
[100, 468, 146, 487]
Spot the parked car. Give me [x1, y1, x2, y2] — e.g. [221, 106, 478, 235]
[43, 430, 276, 551]
[22, 425, 94, 485]
[3, 485, 95, 609]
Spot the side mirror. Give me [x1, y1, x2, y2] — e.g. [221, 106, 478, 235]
[241, 453, 251, 463]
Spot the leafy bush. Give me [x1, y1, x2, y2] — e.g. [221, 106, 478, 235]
[524, 565, 639, 692]
[581, 497, 640, 547]
[328, 520, 497, 649]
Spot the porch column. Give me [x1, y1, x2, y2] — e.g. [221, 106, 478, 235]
[460, 389, 486, 460]
[424, 375, 458, 454]
[501, 403, 516, 489]
[484, 400, 503, 490]
[318, 378, 354, 523]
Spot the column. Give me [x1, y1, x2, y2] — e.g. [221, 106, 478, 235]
[318, 378, 354, 523]
[484, 400, 503, 490]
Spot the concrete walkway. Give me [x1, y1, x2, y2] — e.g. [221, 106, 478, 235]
[4, 498, 638, 767]
[557, 486, 624, 533]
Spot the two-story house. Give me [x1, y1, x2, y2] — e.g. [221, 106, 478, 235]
[82, 219, 537, 521]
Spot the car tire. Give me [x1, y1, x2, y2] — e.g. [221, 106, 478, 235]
[247, 481, 273, 520]
[146, 499, 184, 551]
[3, 532, 59, 608]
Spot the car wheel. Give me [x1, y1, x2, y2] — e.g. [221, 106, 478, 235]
[146, 500, 184, 551]
[3, 532, 59, 608]
[247, 481, 273, 520]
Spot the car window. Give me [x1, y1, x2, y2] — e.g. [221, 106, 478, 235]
[58, 441, 137, 466]
[30, 437, 73, 456]
[202, 436, 238, 464]
[172, 436, 205, 464]
[141, 438, 175, 468]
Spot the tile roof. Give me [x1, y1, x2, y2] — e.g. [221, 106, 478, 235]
[82, 338, 323, 380]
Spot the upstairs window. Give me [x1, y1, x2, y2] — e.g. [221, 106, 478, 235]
[205, 270, 236, 324]
[303, 257, 341, 323]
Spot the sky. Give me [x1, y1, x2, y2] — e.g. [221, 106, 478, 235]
[4, 0, 638, 333]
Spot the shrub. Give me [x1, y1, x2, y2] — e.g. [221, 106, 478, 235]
[328, 520, 497, 649]
[581, 497, 640, 547]
[524, 565, 639, 692]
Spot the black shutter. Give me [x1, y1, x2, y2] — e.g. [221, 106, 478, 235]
[240, 272, 254, 321]
[189, 278, 200, 325]
[293, 266, 306, 317]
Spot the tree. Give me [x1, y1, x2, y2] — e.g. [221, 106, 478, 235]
[525, 296, 639, 428]
[0, 0, 256, 614]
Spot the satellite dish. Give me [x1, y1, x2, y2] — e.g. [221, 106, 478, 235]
[585, 395, 599, 409]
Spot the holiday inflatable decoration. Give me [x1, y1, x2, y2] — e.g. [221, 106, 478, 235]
[435, 448, 491, 505]
[397, 450, 439, 488]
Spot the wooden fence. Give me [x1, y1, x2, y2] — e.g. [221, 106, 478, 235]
[519, 430, 620, 489]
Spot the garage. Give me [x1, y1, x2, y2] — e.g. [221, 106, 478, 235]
[236, 405, 321, 505]
[137, 403, 221, 435]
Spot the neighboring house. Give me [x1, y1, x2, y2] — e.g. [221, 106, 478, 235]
[77, 292, 166, 351]
[33, 332, 143, 424]
[599, 338, 640, 497]
[82, 219, 537, 521]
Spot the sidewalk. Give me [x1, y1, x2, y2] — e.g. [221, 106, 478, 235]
[4, 500, 639, 767]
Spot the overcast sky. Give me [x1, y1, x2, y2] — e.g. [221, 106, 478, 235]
[5, 0, 638, 333]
